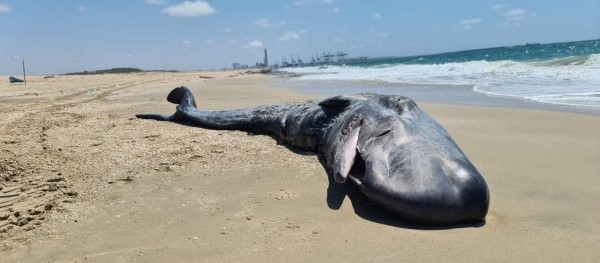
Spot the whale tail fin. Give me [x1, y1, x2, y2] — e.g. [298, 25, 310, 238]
[167, 86, 197, 108]
[135, 86, 197, 121]
[137, 86, 253, 130]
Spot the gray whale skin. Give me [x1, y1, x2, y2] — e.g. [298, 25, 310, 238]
[137, 86, 489, 225]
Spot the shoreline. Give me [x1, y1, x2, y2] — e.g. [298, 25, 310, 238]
[270, 74, 600, 116]
[7, 72, 599, 116]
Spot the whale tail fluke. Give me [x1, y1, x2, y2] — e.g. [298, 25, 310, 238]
[135, 86, 198, 122]
[167, 86, 197, 108]
[137, 86, 254, 130]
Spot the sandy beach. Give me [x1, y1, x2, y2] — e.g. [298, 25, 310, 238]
[0, 72, 599, 262]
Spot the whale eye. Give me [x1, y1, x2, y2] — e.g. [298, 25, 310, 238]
[376, 129, 392, 138]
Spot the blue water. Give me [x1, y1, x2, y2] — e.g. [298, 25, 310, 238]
[283, 39, 600, 108]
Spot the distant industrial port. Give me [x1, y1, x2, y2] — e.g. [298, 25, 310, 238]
[231, 49, 368, 70]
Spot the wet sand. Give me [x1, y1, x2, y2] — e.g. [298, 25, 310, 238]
[1, 72, 599, 262]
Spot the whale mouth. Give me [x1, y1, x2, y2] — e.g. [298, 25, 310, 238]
[347, 150, 366, 186]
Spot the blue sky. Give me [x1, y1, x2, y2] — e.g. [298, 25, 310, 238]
[1, 0, 598, 75]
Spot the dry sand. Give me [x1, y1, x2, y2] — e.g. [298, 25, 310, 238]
[0, 72, 598, 262]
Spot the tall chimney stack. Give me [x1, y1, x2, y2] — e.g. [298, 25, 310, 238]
[264, 49, 268, 67]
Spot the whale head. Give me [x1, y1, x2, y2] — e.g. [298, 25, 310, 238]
[323, 95, 489, 224]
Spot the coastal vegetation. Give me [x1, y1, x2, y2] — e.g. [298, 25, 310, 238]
[63, 67, 178, 75]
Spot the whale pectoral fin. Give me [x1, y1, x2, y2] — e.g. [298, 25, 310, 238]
[333, 126, 361, 183]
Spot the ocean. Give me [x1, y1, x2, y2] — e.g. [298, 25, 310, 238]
[281, 39, 600, 109]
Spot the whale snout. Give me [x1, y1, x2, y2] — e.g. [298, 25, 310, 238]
[360, 159, 489, 225]
[456, 173, 490, 222]
[439, 159, 490, 223]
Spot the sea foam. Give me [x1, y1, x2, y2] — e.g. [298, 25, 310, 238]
[283, 54, 600, 108]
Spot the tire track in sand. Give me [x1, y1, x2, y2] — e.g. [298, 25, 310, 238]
[0, 77, 161, 242]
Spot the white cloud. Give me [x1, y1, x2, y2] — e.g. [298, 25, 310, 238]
[501, 8, 529, 26]
[372, 12, 382, 19]
[0, 4, 11, 13]
[491, 3, 509, 10]
[181, 40, 192, 47]
[242, 40, 263, 49]
[279, 31, 302, 41]
[255, 18, 286, 28]
[255, 18, 275, 28]
[162, 1, 216, 17]
[146, 0, 167, 5]
[321, 0, 334, 4]
[78, 5, 86, 12]
[204, 39, 215, 44]
[330, 7, 339, 13]
[368, 29, 389, 37]
[506, 8, 527, 20]
[460, 18, 482, 30]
